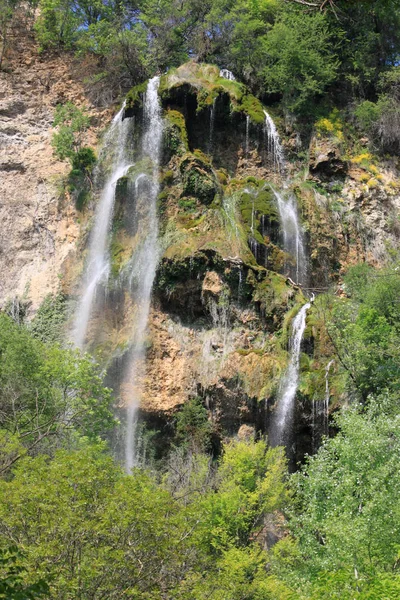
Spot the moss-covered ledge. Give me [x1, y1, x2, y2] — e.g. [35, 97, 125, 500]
[159, 61, 265, 124]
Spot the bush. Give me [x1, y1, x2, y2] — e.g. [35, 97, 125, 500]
[72, 147, 97, 173]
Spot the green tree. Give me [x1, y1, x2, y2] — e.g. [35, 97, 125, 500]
[35, 0, 78, 49]
[175, 397, 213, 452]
[277, 403, 400, 597]
[263, 8, 339, 113]
[0, 547, 49, 599]
[51, 101, 95, 168]
[0, 313, 114, 473]
[326, 262, 400, 399]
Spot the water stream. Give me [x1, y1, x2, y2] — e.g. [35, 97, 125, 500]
[71, 102, 132, 349]
[124, 76, 163, 472]
[264, 111, 311, 449]
[208, 98, 216, 154]
[324, 359, 334, 437]
[245, 115, 250, 156]
[264, 110, 284, 173]
[272, 189, 307, 286]
[219, 68, 236, 81]
[269, 300, 311, 447]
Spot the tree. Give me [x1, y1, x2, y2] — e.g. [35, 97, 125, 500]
[0, 546, 49, 599]
[35, 0, 79, 49]
[51, 101, 95, 169]
[325, 262, 400, 399]
[0, 313, 114, 474]
[263, 8, 339, 113]
[277, 403, 400, 597]
[175, 397, 213, 453]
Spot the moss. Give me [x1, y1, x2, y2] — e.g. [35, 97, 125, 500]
[253, 271, 298, 326]
[157, 250, 224, 293]
[180, 152, 219, 205]
[158, 190, 169, 202]
[109, 231, 134, 278]
[162, 170, 174, 184]
[179, 214, 206, 229]
[163, 109, 189, 156]
[216, 169, 228, 186]
[125, 81, 148, 112]
[280, 299, 307, 349]
[110, 239, 125, 277]
[178, 197, 197, 212]
[159, 61, 266, 125]
[233, 92, 265, 124]
[238, 187, 280, 253]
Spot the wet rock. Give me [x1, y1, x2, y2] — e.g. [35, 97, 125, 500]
[309, 138, 348, 179]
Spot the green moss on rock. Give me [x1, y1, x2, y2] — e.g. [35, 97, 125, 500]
[126, 81, 148, 113]
[159, 61, 266, 124]
[163, 109, 189, 157]
[180, 152, 219, 205]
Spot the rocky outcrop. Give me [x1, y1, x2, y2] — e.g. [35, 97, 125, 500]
[2, 42, 400, 458]
[0, 35, 113, 313]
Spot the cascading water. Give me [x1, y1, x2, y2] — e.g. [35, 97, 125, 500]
[71, 102, 132, 349]
[124, 76, 163, 473]
[272, 189, 307, 286]
[263, 109, 311, 450]
[220, 68, 236, 81]
[269, 300, 311, 447]
[264, 110, 284, 172]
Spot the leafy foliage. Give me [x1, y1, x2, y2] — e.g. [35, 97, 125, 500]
[0, 546, 49, 599]
[277, 402, 400, 597]
[51, 101, 93, 164]
[175, 397, 213, 452]
[0, 313, 114, 474]
[0, 440, 288, 598]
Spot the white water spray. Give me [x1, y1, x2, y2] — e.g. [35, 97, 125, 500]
[272, 189, 307, 286]
[264, 110, 284, 172]
[220, 69, 236, 81]
[71, 102, 132, 349]
[270, 300, 311, 447]
[209, 98, 216, 153]
[124, 76, 163, 472]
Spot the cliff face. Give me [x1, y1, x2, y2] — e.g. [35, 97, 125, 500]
[0, 33, 110, 312]
[3, 55, 400, 457]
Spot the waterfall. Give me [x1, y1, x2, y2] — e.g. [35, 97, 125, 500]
[124, 76, 163, 473]
[264, 110, 284, 172]
[272, 189, 307, 286]
[270, 301, 311, 447]
[220, 68, 236, 81]
[71, 102, 132, 349]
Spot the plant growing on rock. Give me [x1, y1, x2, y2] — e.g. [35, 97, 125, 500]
[51, 101, 95, 172]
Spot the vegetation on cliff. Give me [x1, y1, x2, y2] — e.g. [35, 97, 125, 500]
[1, 259, 400, 597]
[1, 0, 400, 597]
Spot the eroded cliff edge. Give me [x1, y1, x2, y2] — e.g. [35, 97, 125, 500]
[2, 56, 400, 459]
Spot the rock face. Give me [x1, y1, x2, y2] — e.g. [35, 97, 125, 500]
[3, 50, 400, 458]
[0, 34, 111, 313]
